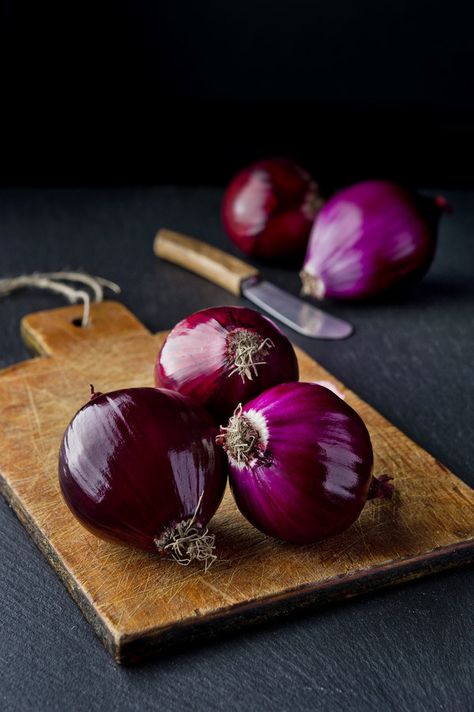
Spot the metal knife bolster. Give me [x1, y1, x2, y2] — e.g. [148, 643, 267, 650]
[241, 277, 353, 340]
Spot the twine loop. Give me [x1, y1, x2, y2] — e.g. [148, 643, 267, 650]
[0, 271, 121, 327]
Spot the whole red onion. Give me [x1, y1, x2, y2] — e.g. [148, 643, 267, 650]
[218, 382, 391, 544]
[222, 158, 323, 260]
[301, 180, 448, 300]
[156, 306, 299, 420]
[59, 387, 227, 568]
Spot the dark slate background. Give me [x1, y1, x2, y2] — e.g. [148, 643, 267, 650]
[0, 186, 473, 711]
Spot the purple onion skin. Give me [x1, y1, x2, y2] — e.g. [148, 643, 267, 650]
[156, 306, 299, 421]
[301, 180, 446, 300]
[222, 382, 374, 545]
[222, 158, 323, 261]
[59, 387, 227, 552]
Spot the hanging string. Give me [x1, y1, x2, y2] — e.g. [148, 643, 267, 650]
[0, 272, 121, 327]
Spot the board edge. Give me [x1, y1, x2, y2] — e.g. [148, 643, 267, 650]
[116, 540, 474, 664]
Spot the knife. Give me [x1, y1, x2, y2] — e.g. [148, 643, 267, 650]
[154, 229, 353, 339]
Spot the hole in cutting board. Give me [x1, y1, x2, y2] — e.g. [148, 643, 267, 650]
[71, 317, 84, 328]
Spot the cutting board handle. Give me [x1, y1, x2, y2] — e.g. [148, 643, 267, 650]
[21, 301, 149, 358]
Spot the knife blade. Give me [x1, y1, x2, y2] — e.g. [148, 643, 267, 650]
[241, 277, 352, 339]
[154, 229, 353, 339]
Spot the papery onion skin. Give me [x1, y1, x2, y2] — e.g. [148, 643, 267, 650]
[301, 180, 446, 300]
[59, 387, 227, 554]
[156, 306, 299, 421]
[219, 382, 374, 544]
[222, 158, 324, 261]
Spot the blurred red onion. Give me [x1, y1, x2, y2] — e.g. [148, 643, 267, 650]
[222, 158, 323, 260]
[301, 180, 448, 299]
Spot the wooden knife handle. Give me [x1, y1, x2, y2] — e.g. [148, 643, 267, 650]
[154, 229, 259, 296]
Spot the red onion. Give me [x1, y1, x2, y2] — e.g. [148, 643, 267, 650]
[301, 180, 448, 300]
[314, 380, 346, 400]
[156, 306, 299, 420]
[59, 387, 227, 568]
[222, 158, 323, 260]
[218, 382, 392, 544]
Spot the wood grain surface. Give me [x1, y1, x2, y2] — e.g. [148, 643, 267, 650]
[0, 300, 472, 664]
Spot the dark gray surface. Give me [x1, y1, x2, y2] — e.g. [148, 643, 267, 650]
[0, 187, 472, 711]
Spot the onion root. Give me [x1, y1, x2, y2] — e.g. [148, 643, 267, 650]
[300, 270, 325, 299]
[154, 494, 217, 571]
[226, 330, 274, 382]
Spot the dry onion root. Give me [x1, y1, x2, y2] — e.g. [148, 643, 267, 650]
[154, 494, 217, 571]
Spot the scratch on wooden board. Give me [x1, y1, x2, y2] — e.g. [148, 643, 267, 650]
[24, 380, 45, 451]
[319, 522, 388, 565]
[199, 576, 237, 606]
[355, 520, 374, 561]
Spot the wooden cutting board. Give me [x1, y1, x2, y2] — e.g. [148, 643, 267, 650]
[0, 301, 473, 664]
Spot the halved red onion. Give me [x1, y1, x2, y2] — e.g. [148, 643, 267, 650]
[301, 180, 448, 299]
[156, 306, 299, 420]
[218, 382, 391, 544]
[59, 387, 227, 568]
[222, 157, 323, 260]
